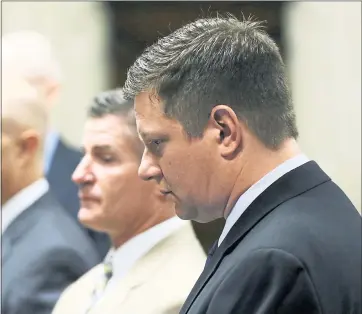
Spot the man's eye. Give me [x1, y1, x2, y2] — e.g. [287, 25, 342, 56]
[100, 155, 114, 163]
[152, 139, 162, 146]
[148, 139, 164, 155]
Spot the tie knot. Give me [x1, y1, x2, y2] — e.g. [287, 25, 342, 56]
[103, 251, 114, 280]
[85, 251, 114, 313]
[103, 262, 113, 280]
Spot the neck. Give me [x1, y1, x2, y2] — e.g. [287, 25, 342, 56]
[2, 169, 43, 205]
[223, 138, 301, 218]
[110, 210, 175, 249]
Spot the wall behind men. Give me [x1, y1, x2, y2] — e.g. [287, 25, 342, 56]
[1, 2, 110, 146]
[284, 2, 361, 212]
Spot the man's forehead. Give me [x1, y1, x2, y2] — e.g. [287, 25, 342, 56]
[136, 115, 184, 140]
[84, 117, 119, 139]
[133, 92, 184, 137]
[135, 113, 163, 133]
[81, 130, 120, 152]
[135, 108, 164, 136]
[134, 91, 165, 115]
[85, 114, 126, 130]
[83, 116, 136, 147]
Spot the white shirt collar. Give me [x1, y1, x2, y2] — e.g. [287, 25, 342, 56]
[218, 154, 310, 246]
[106, 216, 187, 289]
[1, 178, 49, 234]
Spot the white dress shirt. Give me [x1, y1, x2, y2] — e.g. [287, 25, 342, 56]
[218, 154, 310, 246]
[105, 216, 187, 293]
[1, 178, 49, 234]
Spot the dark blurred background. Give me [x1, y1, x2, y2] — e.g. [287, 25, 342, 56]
[105, 2, 284, 86]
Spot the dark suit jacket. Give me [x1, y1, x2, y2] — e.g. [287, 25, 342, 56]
[2, 190, 101, 314]
[46, 137, 111, 258]
[180, 161, 361, 314]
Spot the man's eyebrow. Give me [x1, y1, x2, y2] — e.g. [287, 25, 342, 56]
[137, 128, 150, 140]
[81, 145, 114, 154]
[139, 131, 162, 143]
[139, 130, 148, 139]
[92, 145, 113, 151]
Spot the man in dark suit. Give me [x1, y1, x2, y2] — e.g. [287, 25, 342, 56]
[2, 30, 111, 258]
[123, 15, 361, 314]
[1, 74, 101, 314]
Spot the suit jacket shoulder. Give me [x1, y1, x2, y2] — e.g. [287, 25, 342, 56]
[181, 161, 361, 314]
[53, 221, 206, 314]
[2, 191, 100, 314]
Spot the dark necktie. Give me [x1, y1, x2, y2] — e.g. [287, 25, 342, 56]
[205, 240, 218, 268]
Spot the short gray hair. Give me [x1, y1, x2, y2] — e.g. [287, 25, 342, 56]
[88, 89, 143, 157]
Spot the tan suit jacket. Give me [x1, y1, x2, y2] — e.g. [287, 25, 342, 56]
[52, 222, 206, 314]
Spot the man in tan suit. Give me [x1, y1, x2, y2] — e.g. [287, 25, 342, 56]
[52, 89, 206, 314]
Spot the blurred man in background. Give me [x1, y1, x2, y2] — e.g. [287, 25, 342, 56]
[1, 74, 100, 314]
[52, 89, 206, 314]
[124, 16, 361, 314]
[2, 31, 111, 258]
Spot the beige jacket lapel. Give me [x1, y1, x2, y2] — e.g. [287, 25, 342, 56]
[52, 265, 104, 314]
[53, 222, 206, 314]
[89, 229, 176, 313]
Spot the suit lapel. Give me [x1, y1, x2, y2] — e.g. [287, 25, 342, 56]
[2, 235, 12, 264]
[89, 255, 162, 314]
[1, 191, 55, 263]
[80, 264, 138, 314]
[90, 225, 190, 313]
[1, 192, 50, 265]
[181, 161, 330, 313]
[1, 192, 54, 297]
[89, 275, 143, 313]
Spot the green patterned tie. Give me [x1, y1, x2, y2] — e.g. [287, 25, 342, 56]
[85, 252, 114, 313]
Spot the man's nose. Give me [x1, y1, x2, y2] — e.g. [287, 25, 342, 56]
[72, 157, 94, 185]
[138, 153, 162, 181]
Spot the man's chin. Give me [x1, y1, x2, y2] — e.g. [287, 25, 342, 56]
[77, 207, 104, 232]
[175, 204, 219, 223]
[175, 203, 199, 221]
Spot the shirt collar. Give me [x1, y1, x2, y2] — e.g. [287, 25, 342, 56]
[1, 178, 49, 234]
[218, 154, 310, 246]
[107, 216, 187, 284]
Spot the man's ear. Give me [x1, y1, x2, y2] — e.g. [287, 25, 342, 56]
[209, 105, 243, 158]
[18, 129, 41, 161]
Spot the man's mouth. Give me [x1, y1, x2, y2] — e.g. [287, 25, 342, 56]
[78, 192, 101, 202]
[160, 189, 172, 196]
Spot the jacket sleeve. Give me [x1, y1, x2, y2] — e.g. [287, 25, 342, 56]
[4, 247, 88, 314]
[207, 248, 322, 314]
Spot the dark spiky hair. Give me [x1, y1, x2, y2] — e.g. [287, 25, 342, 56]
[123, 15, 298, 149]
